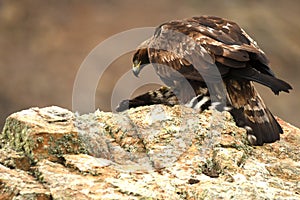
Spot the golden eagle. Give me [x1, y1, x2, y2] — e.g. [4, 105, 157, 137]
[119, 16, 292, 145]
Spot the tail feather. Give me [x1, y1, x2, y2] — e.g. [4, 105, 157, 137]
[226, 79, 282, 145]
[230, 67, 292, 95]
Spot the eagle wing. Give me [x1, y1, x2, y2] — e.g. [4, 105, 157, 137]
[147, 16, 291, 94]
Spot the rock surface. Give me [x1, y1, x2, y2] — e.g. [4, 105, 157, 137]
[0, 105, 299, 199]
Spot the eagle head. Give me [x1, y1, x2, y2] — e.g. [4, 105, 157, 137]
[132, 48, 149, 77]
[132, 38, 152, 77]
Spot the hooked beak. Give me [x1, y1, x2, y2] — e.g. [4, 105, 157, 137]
[132, 61, 141, 77]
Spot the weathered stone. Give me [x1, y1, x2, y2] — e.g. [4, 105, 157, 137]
[0, 148, 31, 171]
[63, 154, 114, 175]
[34, 159, 122, 199]
[0, 106, 87, 163]
[0, 163, 50, 199]
[0, 105, 299, 199]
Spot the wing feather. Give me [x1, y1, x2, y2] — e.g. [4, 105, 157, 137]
[150, 16, 272, 76]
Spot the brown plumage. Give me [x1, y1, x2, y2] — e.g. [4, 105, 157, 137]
[128, 16, 292, 145]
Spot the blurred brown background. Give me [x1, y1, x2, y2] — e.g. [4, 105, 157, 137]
[0, 0, 299, 130]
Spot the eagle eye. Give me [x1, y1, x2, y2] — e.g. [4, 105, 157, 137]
[133, 59, 141, 66]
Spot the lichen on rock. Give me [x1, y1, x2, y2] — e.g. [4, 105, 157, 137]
[0, 105, 299, 199]
[0, 106, 87, 164]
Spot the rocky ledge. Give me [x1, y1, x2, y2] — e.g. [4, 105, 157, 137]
[0, 105, 299, 199]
